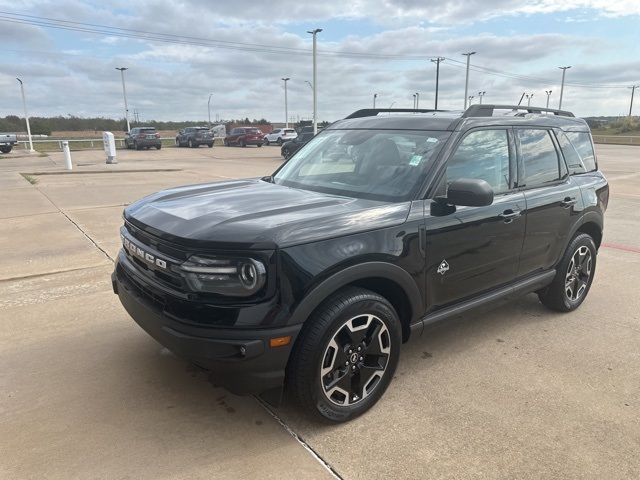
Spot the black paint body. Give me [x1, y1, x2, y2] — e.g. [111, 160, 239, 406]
[112, 112, 608, 397]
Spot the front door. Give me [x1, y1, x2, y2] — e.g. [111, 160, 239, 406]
[425, 128, 526, 310]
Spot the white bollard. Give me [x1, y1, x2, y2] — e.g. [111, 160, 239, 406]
[62, 141, 72, 170]
[103, 131, 117, 164]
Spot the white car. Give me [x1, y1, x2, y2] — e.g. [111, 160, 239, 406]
[263, 128, 297, 145]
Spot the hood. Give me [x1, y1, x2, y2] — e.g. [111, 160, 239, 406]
[124, 179, 410, 249]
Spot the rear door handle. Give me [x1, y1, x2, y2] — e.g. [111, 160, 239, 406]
[499, 209, 521, 223]
[561, 197, 577, 208]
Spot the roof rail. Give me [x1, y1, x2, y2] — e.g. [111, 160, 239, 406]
[345, 108, 448, 119]
[462, 104, 574, 118]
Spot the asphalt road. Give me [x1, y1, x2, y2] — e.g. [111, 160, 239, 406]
[1, 143, 638, 479]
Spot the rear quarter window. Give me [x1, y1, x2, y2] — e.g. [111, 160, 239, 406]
[564, 131, 597, 173]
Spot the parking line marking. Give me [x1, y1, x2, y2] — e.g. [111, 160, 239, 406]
[602, 242, 640, 254]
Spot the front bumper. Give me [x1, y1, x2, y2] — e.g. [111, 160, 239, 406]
[112, 263, 301, 396]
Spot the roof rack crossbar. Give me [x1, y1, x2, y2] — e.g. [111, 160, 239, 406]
[462, 104, 574, 118]
[345, 108, 449, 119]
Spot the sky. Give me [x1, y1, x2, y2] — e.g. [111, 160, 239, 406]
[1, 0, 639, 123]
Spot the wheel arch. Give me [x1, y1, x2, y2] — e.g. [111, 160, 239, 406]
[576, 219, 602, 249]
[286, 262, 423, 343]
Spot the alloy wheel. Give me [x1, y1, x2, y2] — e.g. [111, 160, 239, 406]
[565, 245, 592, 301]
[320, 314, 391, 406]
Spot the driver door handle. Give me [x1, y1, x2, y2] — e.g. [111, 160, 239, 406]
[561, 197, 577, 208]
[499, 209, 521, 223]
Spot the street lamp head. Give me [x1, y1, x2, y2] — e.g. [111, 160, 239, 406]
[282, 77, 290, 82]
[16, 77, 23, 85]
[307, 28, 322, 34]
[558, 66, 572, 70]
[115, 67, 128, 71]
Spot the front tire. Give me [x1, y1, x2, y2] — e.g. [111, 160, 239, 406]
[282, 147, 291, 160]
[263, 138, 270, 146]
[538, 233, 597, 312]
[188, 139, 195, 148]
[287, 287, 401, 423]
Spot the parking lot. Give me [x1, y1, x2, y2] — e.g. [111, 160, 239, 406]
[1, 143, 639, 479]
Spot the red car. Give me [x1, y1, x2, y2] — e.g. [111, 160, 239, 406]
[224, 127, 264, 147]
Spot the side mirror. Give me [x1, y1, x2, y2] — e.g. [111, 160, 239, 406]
[446, 178, 494, 207]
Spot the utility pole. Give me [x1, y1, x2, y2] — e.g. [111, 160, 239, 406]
[208, 93, 213, 127]
[629, 85, 639, 116]
[558, 66, 571, 110]
[307, 28, 322, 134]
[281, 78, 290, 128]
[15, 78, 34, 153]
[430, 57, 445, 110]
[478, 91, 486, 104]
[462, 51, 476, 109]
[115, 67, 130, 132]
[373, 93, 377, 108]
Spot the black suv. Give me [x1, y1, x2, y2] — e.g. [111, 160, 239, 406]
[125, 127, 162, 150]
[112, 105, 608, 422]
[281, 131, 314, 159]
[176, 127, 214, 148]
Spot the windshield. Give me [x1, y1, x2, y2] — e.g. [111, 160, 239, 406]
[273, 129, 450, 201]
[246, 128, 261, 134]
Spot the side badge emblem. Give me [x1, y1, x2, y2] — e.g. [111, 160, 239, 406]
[437, 259, 450, 275]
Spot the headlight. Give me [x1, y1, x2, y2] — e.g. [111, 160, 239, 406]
[178, 255, 267, 296]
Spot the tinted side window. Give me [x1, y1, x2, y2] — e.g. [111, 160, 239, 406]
[447, 129, 510, 194]
[518, 129, 561, 187]
[566, 132, 596, 173]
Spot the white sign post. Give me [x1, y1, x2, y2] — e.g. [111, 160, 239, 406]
[103, 131, 117, 164]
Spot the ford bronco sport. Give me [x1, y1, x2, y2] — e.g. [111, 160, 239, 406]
[112, 105, 608, 422]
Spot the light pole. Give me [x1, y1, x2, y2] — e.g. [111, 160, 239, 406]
[373, 93, 378, 108]
[208, 93, 213, 127]
[478, 91, 486, 104]
[545, 90, 552, 109]
[15, 78, 34, 153]
[629, 85, 639, 117]
[412, 94, 416, 110]
[281, 77, 290, 128]
[527, 93, 534, 106]
[462, 51, 476, 109]
[558, 66, 571, 110]
[415, 92, 420, 109]
[430, 57, 444, 110]
[307, 28, 322, 134]
[115, 67, 130, 132]
[468, 95, 475, 105]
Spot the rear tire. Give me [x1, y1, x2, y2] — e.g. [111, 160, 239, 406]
[156, 144, 162, 150]
[277, 138, 283, 146]
[208, 143, 213, 148]
[240, 139, 246, 147]
[287, 287, 401, 423]
[263, 138, 270, 146]
[538, 233, 597, 312]
[134, 141, 141, 151]
[282, 147, 291, 160]
[188, 139, 195, 148]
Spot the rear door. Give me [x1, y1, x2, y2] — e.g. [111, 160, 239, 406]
[425, 128, 526, 308]
[516, 128, 583, 275]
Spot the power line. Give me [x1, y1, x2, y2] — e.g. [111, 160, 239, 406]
[0, 11, 636, 89]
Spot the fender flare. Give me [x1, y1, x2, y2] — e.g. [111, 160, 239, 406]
[287, 262, 423, 327]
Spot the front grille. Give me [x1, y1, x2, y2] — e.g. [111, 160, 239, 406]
[121, 223, 187, 292]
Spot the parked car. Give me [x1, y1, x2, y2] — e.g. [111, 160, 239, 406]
[112, 105, 607, 422]
[0, 132, 17, 153]
[125, 127, 162, 150]
[176, 127, 214, 148]
[224, 127, 264, 147]
[281, 132, 314, 159]
[263, 128, 297, 146]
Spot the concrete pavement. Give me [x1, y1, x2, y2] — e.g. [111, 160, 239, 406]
[1, 144, 638, 479]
